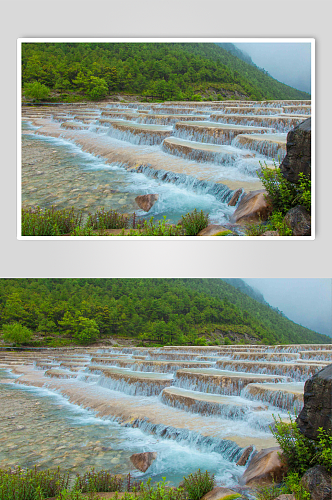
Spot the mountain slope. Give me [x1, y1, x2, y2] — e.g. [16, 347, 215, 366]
[21, 42, 311, 102]
[216, 43, 255, 67]
[222, 278, 267, 305]
[0, 279, 328, 347]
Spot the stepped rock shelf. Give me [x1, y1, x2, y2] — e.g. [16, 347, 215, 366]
[0, 342, 330, 487]
[21, 99, 310, 229]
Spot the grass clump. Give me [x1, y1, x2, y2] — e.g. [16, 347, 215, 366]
[128, 216, 183, 236]
[181, 209, 209, 236]
[22, 206, 83, 236]
[182, 469, 215, 500]
[0, 466, 69, 500]
[21, 207, 210, 236]
[86, 209, 130, 231]
[73, 470, 140, 494]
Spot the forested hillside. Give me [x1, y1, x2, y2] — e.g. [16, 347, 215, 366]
[21, 42, 310, 102]
[222, 278, 267, 305]
[0, 279, 328, 347]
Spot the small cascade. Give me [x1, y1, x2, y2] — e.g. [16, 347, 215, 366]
[162, 137, 256, 166]
[99, 111, 140, 121]
[45, 368, 78, 379]
[282, 105, 311, 115]
[174, 368, 287, 396]
[232, 133, 287, 160]
[152, 107, 210, 115]
[229, 352, 300, 362]
[132, 164, 234, 203]
[174, 122, 274, 146]
[160, 387, 268, 420]
[106, 121, 173, 145]
[210, 114, 307, 133]
[242, 383, 304, 413]
[129, 418, 243, 462]
[215, 360, 326, 382]
[222, 107, 283, 115]
[138, 114, 208, 126]
[60, 121, 89, 130]
[87, 366, 173, 396]
[22, 99, 311, 227]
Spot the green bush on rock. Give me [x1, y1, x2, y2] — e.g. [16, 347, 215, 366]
[271, 415, 332, 475]
[245, 163, 311, 236]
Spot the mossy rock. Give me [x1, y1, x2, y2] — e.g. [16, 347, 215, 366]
[214, 230, 233, 236]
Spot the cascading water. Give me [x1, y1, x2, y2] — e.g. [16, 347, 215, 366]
[1, 342, 328, 487]
[22, 99, 310, 229]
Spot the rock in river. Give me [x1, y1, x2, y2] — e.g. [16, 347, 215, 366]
[130, 451, 157, 472]
[230, 189, 272, 225]
[239, 446, 287, 487]
[135, 194, 159, 212]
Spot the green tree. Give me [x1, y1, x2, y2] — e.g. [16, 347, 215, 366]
[24, 81, 50, 101]
[86, 76, 108, 100]
[74, 317, 99, 344]
[2, 323, 32, 345]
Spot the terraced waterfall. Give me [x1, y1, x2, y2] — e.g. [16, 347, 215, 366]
[22, 100, 310, 225]
[0, 342, 329, 487]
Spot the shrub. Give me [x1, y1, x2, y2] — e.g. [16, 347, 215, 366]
[265, 212, 293, 236]
[24, 81, 50, 101]
[181, 209, 209, 236]
[74, 470, 140, 493]
[86, 209, 130, 231]
[129, 478, 184, 500]
[271, 415, 332, 475]
[0, 466, 69, 500]
[182, 469, 215, 500]
[128, 216, 183, 236]
[2, 323, 32, 345]
[258, 163, 311, 216]
[22, 206, 83, 236]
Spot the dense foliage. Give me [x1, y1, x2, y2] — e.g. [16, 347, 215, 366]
[21, 42, 310, 102]
[0, 279, 329, 347]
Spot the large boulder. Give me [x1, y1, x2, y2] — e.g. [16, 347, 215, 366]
[280, 118, 311, 183]
[230, 189, 272, 225]
[300, 465, 332, 500]
[200, 487, 241, 500]
[296, 364, 332, 440]
[284, 205, 311, 236]
[135, 194, 159, 212]
[130, 451, 157, 472]
[239, 446, 287, 487]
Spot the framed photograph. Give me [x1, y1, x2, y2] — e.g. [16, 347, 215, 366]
[18, 38, 314, 239]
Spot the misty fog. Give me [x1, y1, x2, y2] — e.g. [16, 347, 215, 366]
[243, 279, 331, 337]
[234, 42, 311, 94]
